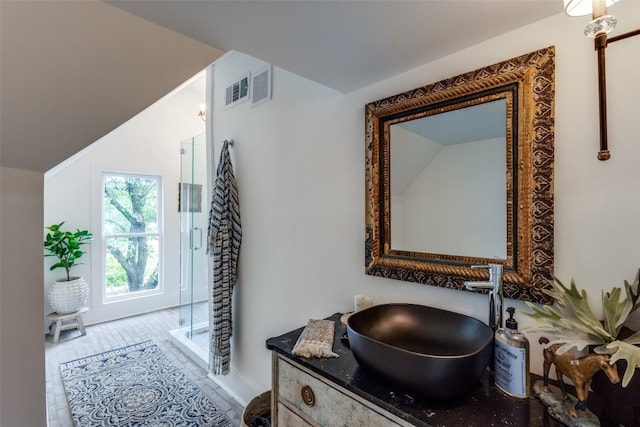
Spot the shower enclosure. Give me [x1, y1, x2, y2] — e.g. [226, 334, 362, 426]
[171, 133, 210, 368]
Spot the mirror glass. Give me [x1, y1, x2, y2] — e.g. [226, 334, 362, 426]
[365, 47, 555, 304]
[390, 99, 507, 259]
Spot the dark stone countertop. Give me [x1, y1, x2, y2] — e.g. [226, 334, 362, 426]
[266, 313, 568, 427]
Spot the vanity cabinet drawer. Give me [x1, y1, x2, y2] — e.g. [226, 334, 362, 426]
[275, 356, 409, 427]
[277, 402, 312, 426]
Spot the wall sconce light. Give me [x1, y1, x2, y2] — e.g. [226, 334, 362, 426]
[564, 0, 639, 160]
[198, 104, 206, 122]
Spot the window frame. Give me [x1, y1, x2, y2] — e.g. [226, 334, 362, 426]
[101, 172, 164, 303]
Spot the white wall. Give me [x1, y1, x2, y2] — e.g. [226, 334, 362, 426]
[44, 83, 206, 327]
[0, 167, 47, 427]
[213, 1, 640, 403]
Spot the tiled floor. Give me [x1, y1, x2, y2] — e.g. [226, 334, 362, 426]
[45, 307, 243, 426]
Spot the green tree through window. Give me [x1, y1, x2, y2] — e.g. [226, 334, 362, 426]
[103, 173, 161, 298]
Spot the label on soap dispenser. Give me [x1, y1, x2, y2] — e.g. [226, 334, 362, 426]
[494, 339, 527, 398]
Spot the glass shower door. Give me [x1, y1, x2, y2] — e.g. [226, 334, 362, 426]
[179, 134, 209, 352]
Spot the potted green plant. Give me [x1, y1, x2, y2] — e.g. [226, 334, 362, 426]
[521, 271, 640, 425]
[44, 222, 93, 314]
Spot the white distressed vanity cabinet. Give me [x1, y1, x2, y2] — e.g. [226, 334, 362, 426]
[266, 313, 564, 427]
[271, 353, 412, 426]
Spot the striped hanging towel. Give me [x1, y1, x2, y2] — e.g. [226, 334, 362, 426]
[207, 140, 242, 375]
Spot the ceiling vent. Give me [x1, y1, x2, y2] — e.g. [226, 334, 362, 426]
[225, 73, 250, 109]
[251, 65, 272, 107]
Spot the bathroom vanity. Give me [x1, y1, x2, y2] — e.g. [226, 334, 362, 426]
[267, 313, 569, 427]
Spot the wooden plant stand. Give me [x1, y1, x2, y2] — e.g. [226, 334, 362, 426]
[47, 307, 89, 343]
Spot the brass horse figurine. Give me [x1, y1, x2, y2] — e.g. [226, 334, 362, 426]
[539, 337, 620, 416]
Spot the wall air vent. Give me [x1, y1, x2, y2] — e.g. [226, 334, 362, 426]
[251, 65, 272, 107]
[225, 72, 250, 109]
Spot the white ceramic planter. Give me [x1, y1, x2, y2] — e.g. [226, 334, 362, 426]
[47, 277, 89, 314]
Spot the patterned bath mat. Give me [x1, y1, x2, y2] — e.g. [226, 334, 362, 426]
[60, 340, 230, 427]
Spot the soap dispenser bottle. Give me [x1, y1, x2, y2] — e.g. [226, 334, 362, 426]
[494, 307, 530, 399]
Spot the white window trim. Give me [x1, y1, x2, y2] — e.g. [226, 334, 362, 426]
[101, 172, 164, 304]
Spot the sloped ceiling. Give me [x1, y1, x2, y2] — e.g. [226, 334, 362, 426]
[0, 0, 222, 172]
[0, 0, 562, 173]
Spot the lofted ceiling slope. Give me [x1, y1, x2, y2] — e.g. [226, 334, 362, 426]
[0, 0, 222, 172]
[1, 0, 563, 173]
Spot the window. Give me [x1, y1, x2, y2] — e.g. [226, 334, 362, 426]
[103, 173, 162, 300]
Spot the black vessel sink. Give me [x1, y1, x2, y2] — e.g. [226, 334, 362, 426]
[346, 303, 493, 400]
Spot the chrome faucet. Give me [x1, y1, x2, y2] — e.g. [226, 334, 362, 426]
[464, 263, 503, 332]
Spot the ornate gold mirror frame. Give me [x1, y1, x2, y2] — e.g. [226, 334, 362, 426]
[365, 47, 555, 304]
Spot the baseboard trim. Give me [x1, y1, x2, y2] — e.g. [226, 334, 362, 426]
[208, 368, 264, 407]
[169, 328, 263, 407]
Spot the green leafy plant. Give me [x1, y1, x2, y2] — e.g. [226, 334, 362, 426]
[521, 271, 640, 387]
[44, 222, 93, 282]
